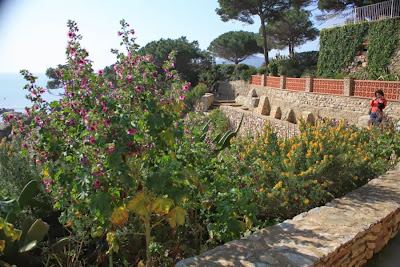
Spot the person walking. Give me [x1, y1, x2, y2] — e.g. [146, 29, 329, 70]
[369, 90, 387, 125]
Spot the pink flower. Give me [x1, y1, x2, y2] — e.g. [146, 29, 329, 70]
[127, 128, 137, 135]
[183, 85, 189, 91]
[102, 107, 108, 112]
[8, 114, 14, 119]
[98, 69, 104, 75]
[179, 95, 185, 101]
[108, 146, 115, 152]
[117, 32, 123, 36]
[131, 29, 135, 34]
[136, 86, 142, 92]
[93, 180, 101, 189]
[89, 137, 95, 145]
[160, 98, 165, 103]
[104, 119, 111, 126]
[68, 32, 73, 38]
[108, 81, 113, 87]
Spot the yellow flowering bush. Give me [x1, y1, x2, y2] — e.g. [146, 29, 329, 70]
[224, 118, 390, 222]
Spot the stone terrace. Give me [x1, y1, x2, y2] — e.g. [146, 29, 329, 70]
[177, 164, 400, 266]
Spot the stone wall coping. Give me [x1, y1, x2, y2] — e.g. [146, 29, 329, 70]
[177, 164, 400, 266]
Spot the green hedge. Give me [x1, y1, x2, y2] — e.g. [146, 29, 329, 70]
[368, 19, 400, 79]
[317, 18, 400, 79]
[317, 22, 368, 78]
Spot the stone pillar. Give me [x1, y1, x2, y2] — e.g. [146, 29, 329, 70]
[261, 75, 266, 86]
[280, 75, 286, 90]
[344, 77, 355, 96]
[306, 76, 314, 93]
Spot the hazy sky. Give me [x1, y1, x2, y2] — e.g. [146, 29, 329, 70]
[0, 0, 338, 73]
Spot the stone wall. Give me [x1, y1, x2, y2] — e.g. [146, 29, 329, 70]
[217, 81, 400, 125]
[220, 105, 298, 138]
[177, 164, 400, 267]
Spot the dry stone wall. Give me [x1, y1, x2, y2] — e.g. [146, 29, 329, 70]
[177, 164, 400, 267]
[218, 81, 400, 125]
[220, 105, 298, 138]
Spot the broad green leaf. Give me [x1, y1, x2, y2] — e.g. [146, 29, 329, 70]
[19, 240, 37, 253]
[167, 206, 187, 228]
[152, 198, 174, 215]
[24, 219, 49, 244]
[127, 192, 151, 219]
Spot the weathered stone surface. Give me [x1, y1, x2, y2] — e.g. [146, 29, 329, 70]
[202, 93, 214, 111]
[178, 163, 400, 267]
[270, 106, 281, 120]
[0, 123, 11, 140]
[300, 111, 315, 125]
[250, 98, 260, 108]
[282, 109, 296, 123]
[357, 115, 371, 128]
[255, 96, 270, 116]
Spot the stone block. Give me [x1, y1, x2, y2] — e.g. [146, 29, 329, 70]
[301, 111, 315, 125]
[270, 106, 281, 119]
[248, 89, 257, 98]
[282, 109, 296, 123]
[202, 93, 214, 111]
[255, 96, 270, 115]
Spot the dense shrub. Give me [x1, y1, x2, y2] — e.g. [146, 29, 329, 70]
[208, 109, 230, 135]
[0, 138, 39, 199]
[184, 83, 208, 110]
[267, 51, 318, 78]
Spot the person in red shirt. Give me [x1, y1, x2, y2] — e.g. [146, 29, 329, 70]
[370, 90, 387, 125]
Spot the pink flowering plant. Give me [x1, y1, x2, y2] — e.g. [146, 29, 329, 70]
[5, 20, 214, 264]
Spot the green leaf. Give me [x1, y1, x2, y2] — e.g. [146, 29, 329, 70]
[152, 198, 174, 215]
[19, 240, 37, 253]
[167, 206, 186, 228]
[127, 192, 151, 219]
[24, 219, 49, 245]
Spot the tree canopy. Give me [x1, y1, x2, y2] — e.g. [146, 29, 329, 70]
[216, 0, 288, 66]
[139, 37, 211, 86]
[264, 9, 319, 57]
[45, 64, 68, 89]
[318, 0, 387, 12]
[208, 31, 263, 64]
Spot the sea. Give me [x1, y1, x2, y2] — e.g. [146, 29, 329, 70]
[0, 72, 62, 113]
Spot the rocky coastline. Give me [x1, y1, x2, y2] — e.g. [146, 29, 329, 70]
[0, 108, 26, 140]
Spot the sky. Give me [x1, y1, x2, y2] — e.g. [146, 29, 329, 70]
[0, 0, 344, 74]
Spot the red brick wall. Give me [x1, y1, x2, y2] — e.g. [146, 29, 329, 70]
[286, 78, 306, 91]
[313, 79, 344, 95]
[266, 77, 280, 88]
[251, 75, 262, 86]
[354, 80, 400, 101]
[249, 75, 400, 100]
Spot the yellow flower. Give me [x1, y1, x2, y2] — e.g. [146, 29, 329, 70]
[304, 199, 310, 205]
[329, 155, 333, 159]
[259, 188, 264, 192]
[322, 182, 328, 187]
[314, 180, 318, 184]
[66, 221, 73, 227]
[354, 176, 359, 181]
[267, 193, 273, 198]
[273, 181, 283, 189]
